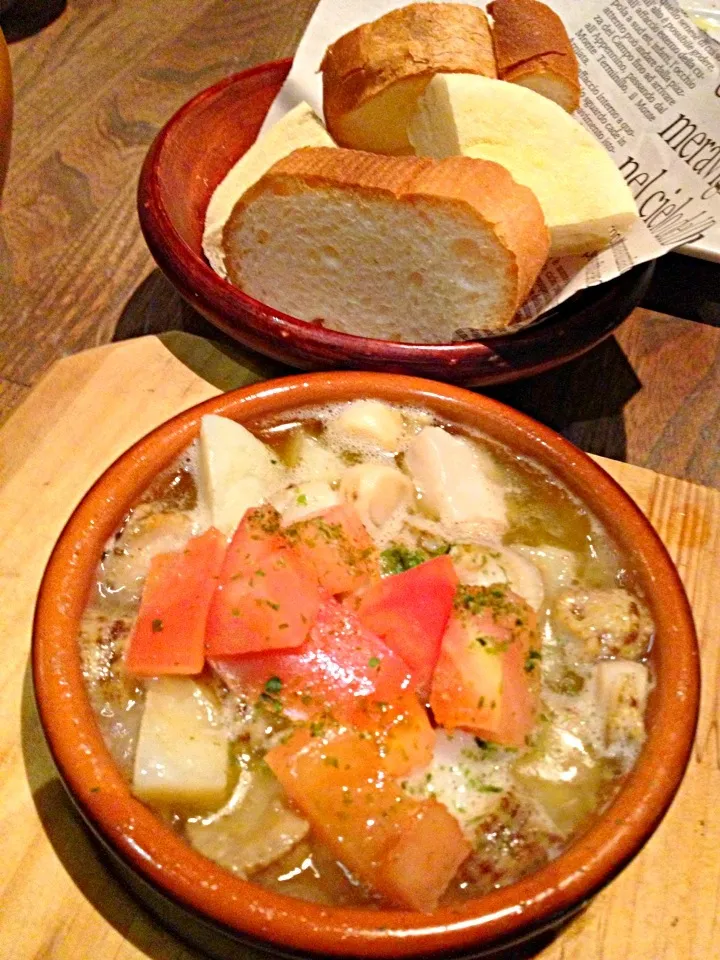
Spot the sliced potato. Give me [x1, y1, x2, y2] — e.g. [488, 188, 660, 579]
[293, 434, 345, 484]
[186, 765, 309, 877]
[133, 677, 228, 808]
[405, 427, 507, 531]
[329, 400, 405, 451]
[340, 463, 413, 530]
[198, 414, 284, 536]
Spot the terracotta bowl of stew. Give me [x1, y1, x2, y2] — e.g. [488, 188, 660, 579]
[137, 60, 654, 387]
[33, 372, 699, 960]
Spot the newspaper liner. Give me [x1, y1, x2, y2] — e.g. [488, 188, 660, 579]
[204, 0, 720, 338]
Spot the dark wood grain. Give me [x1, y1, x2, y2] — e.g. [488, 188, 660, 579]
[489, 307, 720, 489]
[0, 376, 29, 426]
[617, 309, 720, 487]
[0, 0, 718, 489]
[0, 0, 316, 383]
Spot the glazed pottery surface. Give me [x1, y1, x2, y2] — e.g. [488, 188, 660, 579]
[0, 27, 12, 196]
[137, 61, 654, 387]
[33, 372, 699, 959]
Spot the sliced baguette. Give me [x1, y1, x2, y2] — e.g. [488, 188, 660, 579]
[203, 102, 335, 277]
[408, 74, 638, 256]
[321, 3, 496, 156]
[222, 146, 548, 342]
[489, 0, 580, 113]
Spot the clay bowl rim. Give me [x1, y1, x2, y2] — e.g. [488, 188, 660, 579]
[33, 371, 699, 959]
[136, 58, 653, 384]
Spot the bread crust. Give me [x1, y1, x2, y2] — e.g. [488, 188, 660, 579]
[224, 147, 549, 328]
[241, 148, 434, 202]
[488, 0, 580, 112]
[321, 4, 496, 144]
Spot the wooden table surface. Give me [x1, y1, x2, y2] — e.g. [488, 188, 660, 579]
[1, 0, 719, 488]
[0, 333, 718, 960]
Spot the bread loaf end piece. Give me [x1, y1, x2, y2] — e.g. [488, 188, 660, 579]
[321, 3, 496, 156]
[409, 74, 638, 256]
[489, 0, 580, 113]
[203, 102, 334, 277]
[222, 147, 549, 342]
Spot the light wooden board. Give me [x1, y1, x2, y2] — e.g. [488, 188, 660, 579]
[0, 335, 717, 960]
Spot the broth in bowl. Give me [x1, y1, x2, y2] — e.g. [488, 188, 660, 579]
[78, 399, 654, 912]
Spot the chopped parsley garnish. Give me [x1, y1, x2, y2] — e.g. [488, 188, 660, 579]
[379, 537, 450, 575]
[454, 583, 526, 626]
[248, 506, 281, 535]
[473, 633, 511, 654]
[259, 692, 283, 713]
[296, 493, 308, 506]
[380, 544, 428, 575]
[265, 676, 283, 694]
[524, 649, 542, 673]
[368, 656, 381, 669]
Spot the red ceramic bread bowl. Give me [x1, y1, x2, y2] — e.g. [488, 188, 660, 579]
[33, 372, 698, 959]
[137, 60, 654, 387]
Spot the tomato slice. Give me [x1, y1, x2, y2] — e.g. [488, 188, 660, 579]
[205, 505, 321, 656]
[429, 584, 539, 747]
[212, 598, 433, 774]
[266, 728, 471, 911]
[213, 598, 413, 710]
[125, 527, 226, 675]
[350, 690, 436, 778]
[356, 555, 459, 695]
[284, 504, 379, 595]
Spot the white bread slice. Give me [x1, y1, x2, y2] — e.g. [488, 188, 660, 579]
[321, 3, 496, 157]
[489, 0, 581, 113]
[202, 102, 334, 277]
[222, 146, 549, 342]
[408, 74, 638, 256]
